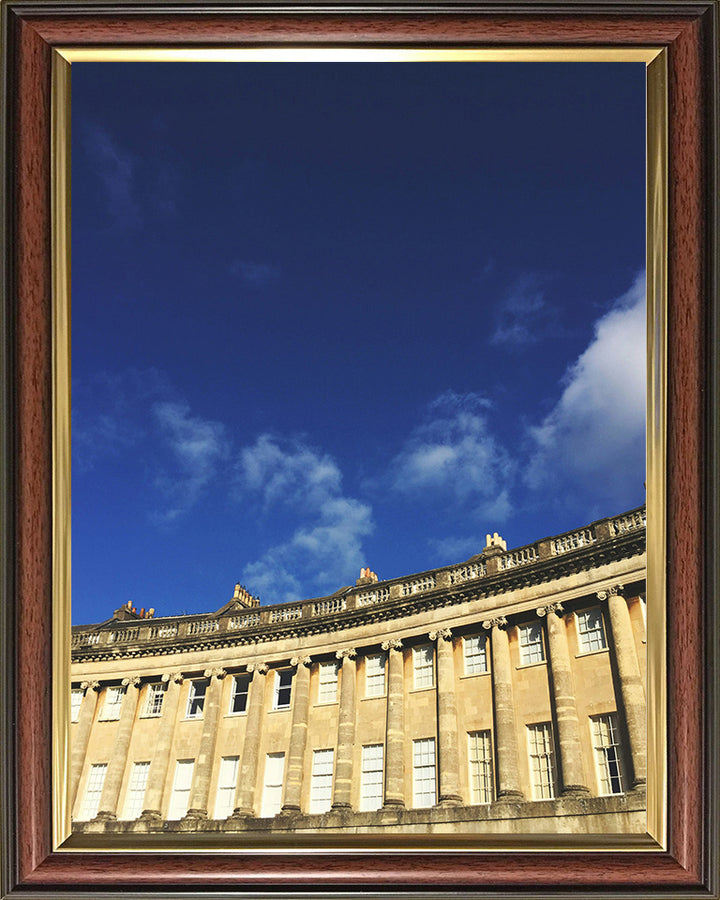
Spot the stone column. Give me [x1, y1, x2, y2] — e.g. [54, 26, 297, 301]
[281, 655, 312, 813]
[332, 648, 357, 809]
[382, 639, 405, 808]
[140, 672, 184, 822]
[231, 662, 268, 817]
[94, 676, 141, 820]
[184, 667, 227, 820]
[483, 617, 523, 800]
[537, 602, 590, 796]
[70, 681, 101, 808]
[599, 585, 647, 788]
[429, 628, 462, 805]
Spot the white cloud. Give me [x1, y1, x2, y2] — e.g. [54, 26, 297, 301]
[236, 436, 373, 604]
[525, 272, 646, 503]
[388, 391, 515, 518]
[231, 260, 280, 286]
[83, 125, 141, 228]
[237, 434, 342, 511]
[152, 402, 228, 523]
[491, 277, 556, 346]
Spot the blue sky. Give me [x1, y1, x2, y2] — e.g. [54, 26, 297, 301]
[71, 62, 646, 625]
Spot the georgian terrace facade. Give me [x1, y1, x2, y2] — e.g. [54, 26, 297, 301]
[70, 507, 647, 836]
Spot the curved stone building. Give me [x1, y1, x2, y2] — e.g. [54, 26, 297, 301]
[70, 506, 647, 836]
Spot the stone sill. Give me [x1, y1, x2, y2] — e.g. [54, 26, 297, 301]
[575, 648, 610, 659]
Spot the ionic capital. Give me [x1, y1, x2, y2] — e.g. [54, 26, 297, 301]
[204, 667, 227, 680]
[121, 675, 142, 688]
[81, 680, 102, 692]
[161, 672, 184, 684]
[381, 639, 403, 652]
[428, 628, 452, 642]
[597, 584, 625, 601]
[290, 655, 312, 668]
[482, 616, 508, 630]
[537, 602, 564, 618]
[335, 647, 357, 660]
[247, 661, 269, 675]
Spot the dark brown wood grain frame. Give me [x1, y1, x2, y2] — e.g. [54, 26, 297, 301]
[1, 2, 718, 897]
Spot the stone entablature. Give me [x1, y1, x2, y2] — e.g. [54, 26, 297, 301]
[71, 507, 645, 661]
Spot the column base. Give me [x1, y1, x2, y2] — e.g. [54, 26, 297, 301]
[280, 804, 301, 814]
[331, 801, 352, 810]
[382, 799, 405, 809]
[229, 807, 254, 819]
[182, 808, 208, 821]
[438, 794, 463, 806]
[560, 785, 591, 797]
[92, 811, 117, 822]
[496, 789, 524, 802]
[631, 778, 647, 791]
[138, 809, 163, 823]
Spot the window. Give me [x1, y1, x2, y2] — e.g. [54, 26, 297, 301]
[71, 688, 83, 723]
[412, 738, 437, 807]
[122, 761, 150, 820]
[468, 730, 494, 804]
[518, 624, 545, 665]
[273, 670, 293, 710]
[79, 763, 107, 820]
[260, 752, 285, 818]
[185, 680, 207, 719]
[463, 635, 488, 675]
[365, 653, 386, 697]
[317, 661, 339, 704]
[527, 723, 556, 799]
[167, 759, 194, 820]
[591, 714, 624, 795]
[576, 608, 608, 653]
[309, 749, 334, 813]
[413, 645, 434, 689]
[143, 683, 164, 717]
[98, 685, 124, 721]
[360, 744, 384, 811]
[229, 675, 250, 714]
[214, 756, 239, 819]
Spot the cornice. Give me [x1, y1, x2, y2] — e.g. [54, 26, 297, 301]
[71, 525, 645, 664]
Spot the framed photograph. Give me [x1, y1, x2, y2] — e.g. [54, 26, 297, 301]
[1, 2, 718, 898]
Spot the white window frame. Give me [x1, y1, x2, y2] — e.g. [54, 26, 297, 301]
[260, 752, 286, 818]
[527, 722, 556, 800]
[412, 737, 437, 808]
[167, 759, 194, 820]
[273, 669, 293, 710]
[214, 755, 239, 819]
[360, 744, 384, 811]
[121, 761, 150, 820]
[463, 635, 488, 675]
[98, 685, 125, 721]
[575, 607, 608, 654]
[365, 653, 386, 697]
[309, 748, 334, 814]
[71, 688, 84, 723]
[412, 644, 434, 689]
[518, 623, 546, 665]
[79, 763, 107, 820]
[229, 674, 250, 715]
[468, 730, 494, 804]
[317, 661, 339, 704]
[143, 683, 165, 717]
[590, 714, 625, 796]
[185, 679, 207, 719]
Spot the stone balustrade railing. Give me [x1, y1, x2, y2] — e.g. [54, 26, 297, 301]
[72, 506, 646, 652]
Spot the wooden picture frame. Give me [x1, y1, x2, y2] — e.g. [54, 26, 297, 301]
[1, 2, 718, 896]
